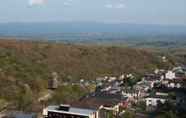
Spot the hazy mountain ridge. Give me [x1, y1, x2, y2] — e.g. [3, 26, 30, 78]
[0, 22, 186, 41]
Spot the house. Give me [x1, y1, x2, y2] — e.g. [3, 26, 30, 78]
[70, 90, 129, 118]
[48, 78, 58, 89]
[145, 95, 167, 111]
[119, 74, 125, 80]
[145, 96, 167, 107]
[145, 89, 168, 105]
[48, 72, 59, 89]
[161, 79, 184, 89]
[108, 77, 117, 82]
[162, 56, 167, 62]
[165, 71, 175, 80]
[43, 104, 97, 118]
[122, 88, 140, 100]
[167, 81, 181, 88]
[134, 80, 152, 93]
[173, 66, 186, 76]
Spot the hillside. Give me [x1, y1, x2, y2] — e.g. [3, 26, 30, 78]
[0, 39, 173, 78]
[0, 38, 176, 111]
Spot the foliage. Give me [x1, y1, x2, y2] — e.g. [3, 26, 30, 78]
[155, 100, 185, 118]
[136, 101, 146, 111]
[0, 99, 7, 110]
[168, 92, 176, 100]
[50, 85, 88, 104]
[122, 110, 135, 118]
[126, 77, 141, 87]
[107, 111, 114, 118]
[16, 84, 33, 111]
[156, 111, 177, 118]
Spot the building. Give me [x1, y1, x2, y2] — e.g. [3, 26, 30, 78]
[122, 88, 140, 100]
[48, 78, 58, 89]
[145, 96, 167, 107]
[48, 72, 59, 89]
[43, 104, 97, 118]
[161, 78, 185, 89]
[165, 71, 175, 80]
[145, 95, 167, 111]
[70, 89, 129, 118]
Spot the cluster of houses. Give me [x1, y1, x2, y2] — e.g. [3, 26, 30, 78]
[43, 66, 186, 118]
[43, 74, 135, 118]
[142, 66, 186, 111]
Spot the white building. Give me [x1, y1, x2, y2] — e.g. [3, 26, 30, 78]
[43, 105, 98, 118]
[108, 77, 117, 82]
[168, 82, 181, 88]
[162, 56, 167, 62]
[122, 90, 140, 99]
[145, 97, 166, 107]
[165, 71, 175, 80]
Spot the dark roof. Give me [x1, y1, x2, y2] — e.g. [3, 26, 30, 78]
[71, 93, 128, 109]
[146, 94, 169, 99]
[47, 105, 96, 116]
[154, 87, 186, 93]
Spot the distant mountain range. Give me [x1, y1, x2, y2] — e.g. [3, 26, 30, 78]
[0, 22, 186, 46]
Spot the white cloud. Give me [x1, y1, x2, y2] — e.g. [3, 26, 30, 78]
[29, 0, 47, 6]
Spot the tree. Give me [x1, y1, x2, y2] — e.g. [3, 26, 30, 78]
[137, 101, 146, 111]
[107, 111, 114, 118]
[16, 84, 33, 111]
[122, 110, 135, 118]
[51, 85, 88, 104]
[156, 111, 177, 118]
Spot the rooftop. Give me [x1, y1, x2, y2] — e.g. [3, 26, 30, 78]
[47, 105, 96, 116]
[71, 92, 128, 109]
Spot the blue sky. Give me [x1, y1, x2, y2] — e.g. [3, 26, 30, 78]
[0, 0, 186, 25]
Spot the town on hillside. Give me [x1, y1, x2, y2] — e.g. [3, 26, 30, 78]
[43, 65, 186, 118]
[2, 65, 186, 118]
[1, 0, 186, 117]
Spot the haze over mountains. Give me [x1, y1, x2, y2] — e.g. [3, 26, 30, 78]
[0, 22, 186, 48]
[0, 22, 186, 36]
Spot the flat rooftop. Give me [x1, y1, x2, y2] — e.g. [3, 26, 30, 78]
[47, 105, 96, 116]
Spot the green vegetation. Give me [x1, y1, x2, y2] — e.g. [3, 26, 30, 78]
[50, 85, 88, 104]
[121, 110, 135, 118]
[107, 111, 114, 118]
[156, 111, 177, 118]
[125, 76, 142, 88]
[135, 101, 146, 112]
[155, 101, 186, 118]
[0, 99, 7, 110]
[16, 84, 33, 111]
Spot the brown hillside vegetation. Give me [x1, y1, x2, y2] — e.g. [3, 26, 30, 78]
[0, 39, 169, 80]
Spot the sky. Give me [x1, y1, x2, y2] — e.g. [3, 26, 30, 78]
[0, 0, 186, 25]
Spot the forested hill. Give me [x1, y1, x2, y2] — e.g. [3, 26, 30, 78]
[0, 38, 177, 111]
[0, 39, 174, 80]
